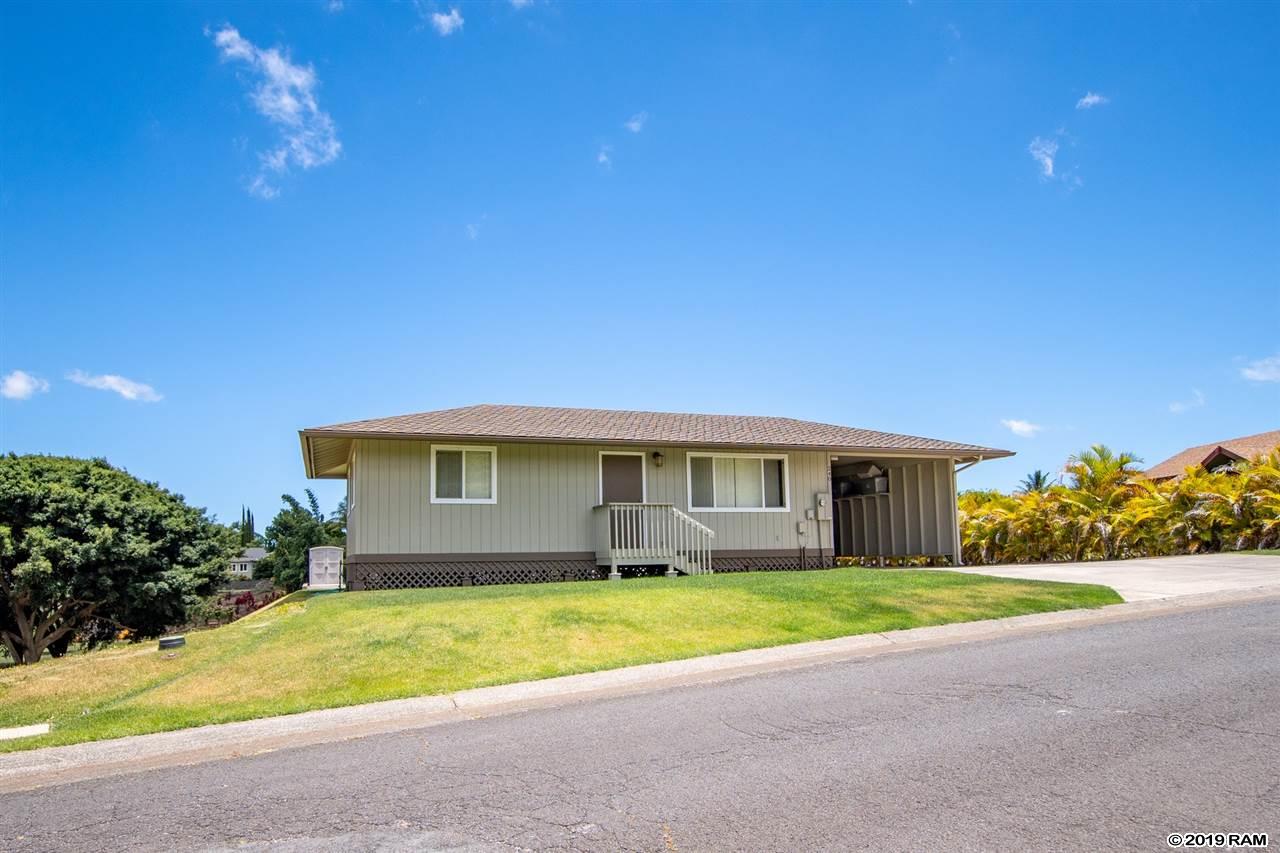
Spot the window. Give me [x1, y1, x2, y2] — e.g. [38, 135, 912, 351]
[431, 445, 497, 504]
[687, 453, 788, 511]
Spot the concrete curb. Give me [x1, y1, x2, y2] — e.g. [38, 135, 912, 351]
[3, 583, 1279, 793]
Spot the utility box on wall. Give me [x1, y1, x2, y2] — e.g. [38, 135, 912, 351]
[308, 546, 344, 590]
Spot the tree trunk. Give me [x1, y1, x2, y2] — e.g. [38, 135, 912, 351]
[47, 632, 73, 658]
[5, 599, 95, 665]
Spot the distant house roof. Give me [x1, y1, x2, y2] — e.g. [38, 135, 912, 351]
[1145, 429, 1280, 481]
[300, 404, 1011, 478]
[238, 547, 267, 561]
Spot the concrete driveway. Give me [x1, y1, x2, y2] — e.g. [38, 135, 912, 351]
[950, 552, 1280, 601]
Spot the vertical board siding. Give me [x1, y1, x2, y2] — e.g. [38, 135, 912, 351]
[347, 440, 961, 559]
[919, 462, 938, 553]
[348, 440, 846, 556]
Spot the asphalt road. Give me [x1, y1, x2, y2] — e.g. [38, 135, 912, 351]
[6, 600, 1279, 852]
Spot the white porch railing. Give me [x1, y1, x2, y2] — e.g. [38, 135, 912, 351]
[593, 502, 715, 579]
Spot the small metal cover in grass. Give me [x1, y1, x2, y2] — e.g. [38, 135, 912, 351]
[158, 636, 186, 650]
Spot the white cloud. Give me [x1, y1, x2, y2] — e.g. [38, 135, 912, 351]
[597, 144, 612, 168]
[67, 370, 163, 402]
[325, 0, 344, 11]
[466, 223, 480, 240]
[1076, 92, 1109, 110]
[1168, 389, 1205, 414]
[510, 0, 533, 7]
[1001, 418, 1043, 438]
[1241, 354, 1280, 383]
[1, 370, 50, 400]
[429, 8, 464, 36]
[210, 25, 341, 199]
[247, 174, 280, 200]
[1028, 136, 1058, 178]
[624, 111, 649, 133]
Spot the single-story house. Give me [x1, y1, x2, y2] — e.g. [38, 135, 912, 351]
[1145, 429, 1280, 482]
[299, 404, 1012, 589]
[229, 547, 267, 579]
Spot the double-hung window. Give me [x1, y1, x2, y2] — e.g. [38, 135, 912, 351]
[687, 453, 788, 511]
[431, 445, 497, 504]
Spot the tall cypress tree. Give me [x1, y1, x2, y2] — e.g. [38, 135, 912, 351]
[238, 506, 257, 546]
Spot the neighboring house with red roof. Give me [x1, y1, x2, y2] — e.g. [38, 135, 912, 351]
[299, 404, 1011, 589]
[1145, 429, 1280, 483]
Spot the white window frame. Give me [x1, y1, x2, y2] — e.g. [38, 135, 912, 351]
[597, 450, 648, 505]
[430, 444, 498, 505]
[686, 451, 790, 513]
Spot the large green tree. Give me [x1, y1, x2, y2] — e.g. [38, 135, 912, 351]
[257, 490, 345, 591]
[0, 455, 236, 664]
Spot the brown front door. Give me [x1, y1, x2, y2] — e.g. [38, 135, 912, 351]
[601, 453, 645, 503]
[601, 453, 645, 549]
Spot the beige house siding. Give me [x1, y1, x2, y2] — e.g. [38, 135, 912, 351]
[349, 439, 847, 556]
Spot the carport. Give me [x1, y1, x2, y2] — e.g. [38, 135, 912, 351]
[830, 455, 977, 566]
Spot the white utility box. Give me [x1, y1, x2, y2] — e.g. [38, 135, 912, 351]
[307, 546, 344, 590]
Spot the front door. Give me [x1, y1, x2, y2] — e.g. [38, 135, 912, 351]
[601, 453, 645, 504]
[601, 453, 645, 549]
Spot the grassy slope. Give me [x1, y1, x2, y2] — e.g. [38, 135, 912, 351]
[0, 569, 1121, 751]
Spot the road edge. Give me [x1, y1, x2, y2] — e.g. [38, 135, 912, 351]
[3, 583, 1279, 793]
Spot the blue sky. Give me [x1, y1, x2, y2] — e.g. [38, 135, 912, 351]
[2, 0, 1277, 525]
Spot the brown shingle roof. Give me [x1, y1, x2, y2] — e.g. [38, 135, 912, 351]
[1145, 429, 1280, 481]
[301, 404, 1008, 476]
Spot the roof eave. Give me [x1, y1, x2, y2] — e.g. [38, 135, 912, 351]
[297, 428, 1011, 462]
[299, 431, 314, 479]
[300, 432, 354, 479]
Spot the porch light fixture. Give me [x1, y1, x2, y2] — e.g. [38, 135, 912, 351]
[652, 451, 665, 468]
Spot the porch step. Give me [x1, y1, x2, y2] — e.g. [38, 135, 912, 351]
[594, 502, 716, 576]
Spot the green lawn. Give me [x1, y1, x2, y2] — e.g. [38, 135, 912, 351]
[0, 569, 1121, 751]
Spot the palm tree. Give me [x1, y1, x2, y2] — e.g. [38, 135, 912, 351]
[1254, 488, 1280, 548]
[1065, 445, 1144, 497]
[958, 491, 1018, 564]
[1008, 488, 1061, 561]
[1245, 449, 1280, 547]
[1018, 469, 1055, 494]
[1054, 445, 1145, 560]
[1186, 468, 1265, 552]
[957, 442, 1280, 565]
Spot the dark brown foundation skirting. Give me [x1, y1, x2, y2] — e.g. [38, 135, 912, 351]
[345, 550, 954, 590]
[710, 552, 837, 573]
[347, 556, 603, 590]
